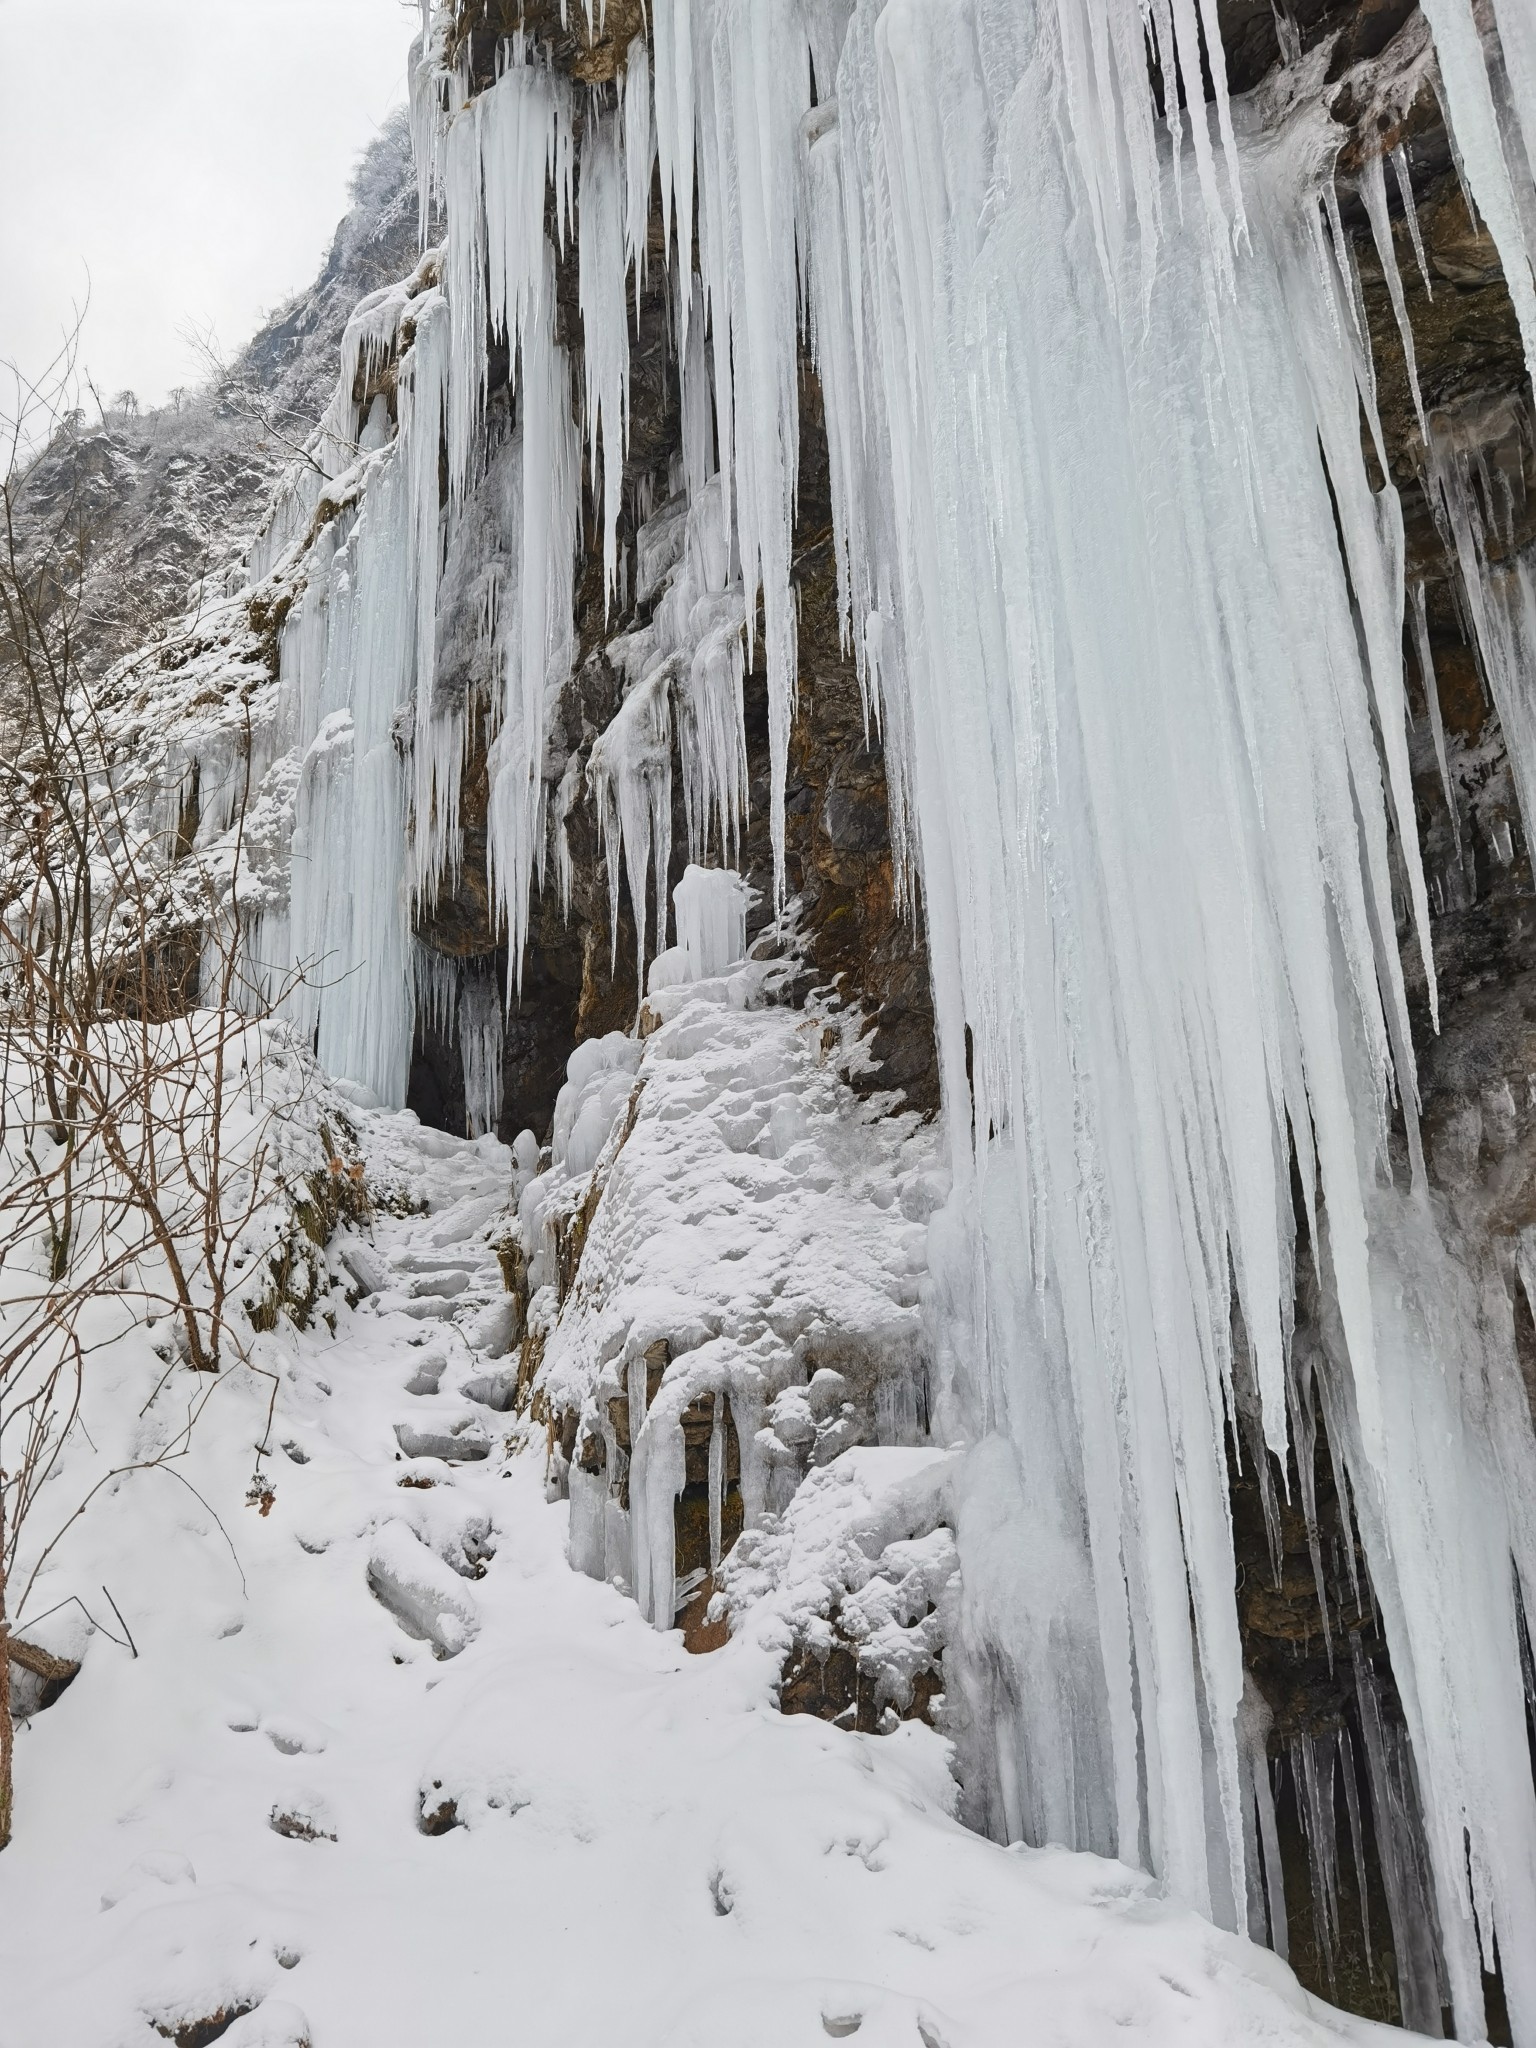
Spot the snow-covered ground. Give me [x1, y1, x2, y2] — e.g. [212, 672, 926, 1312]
[0, 1022, 1409, 2048]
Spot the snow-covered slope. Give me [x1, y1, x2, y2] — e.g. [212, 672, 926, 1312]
[0, 1024, 1409, 2048]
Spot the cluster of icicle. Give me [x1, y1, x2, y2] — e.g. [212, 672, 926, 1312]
[241, 34, 591, 1107]
[224, 0, 1536, 2036]
[237, 7, 759, 1105]
[238, 257, 453, 1103]
[1250, 1648, 1445, 2028]
[590, 476, 751, 992]
[778, 4, 1536, 2046]
[414, 946, 504, 1136]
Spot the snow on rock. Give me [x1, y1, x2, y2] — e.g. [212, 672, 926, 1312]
[216, 2003, 315, 2048]
[367, 1517, 482, 1654]
[719, 1446, 960, 1730]
[516, 964, 946, 1638]
[0, 1104, 1427, 2048]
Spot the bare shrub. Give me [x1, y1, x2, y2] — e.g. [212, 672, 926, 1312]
[0, 335, 330, 1848]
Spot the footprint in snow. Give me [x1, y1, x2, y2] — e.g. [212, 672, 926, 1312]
[99, 1851, 196, 1912]
[262, 1715, 328, 1756]
[393, 1418, 490, 1462]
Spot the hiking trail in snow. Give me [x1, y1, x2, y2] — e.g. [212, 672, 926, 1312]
[0, 1107, 1414, 2048]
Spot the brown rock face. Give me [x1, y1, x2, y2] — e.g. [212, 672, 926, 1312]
[449, 0, 648, 85]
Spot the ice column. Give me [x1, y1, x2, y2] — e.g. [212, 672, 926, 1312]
[280, 291, 451, 1108]
[673, 864, 747, 979]
[579, 112, 632, 610]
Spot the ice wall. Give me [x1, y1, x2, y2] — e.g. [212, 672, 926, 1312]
[258, 275, 451, 1107]
[790, 5, 1536, 2042]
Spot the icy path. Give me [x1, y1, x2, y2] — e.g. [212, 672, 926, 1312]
[1, 1116, 1407, 2048]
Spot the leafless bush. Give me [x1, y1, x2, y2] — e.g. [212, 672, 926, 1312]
[181, 320, 337, 480]
[0, 333, 318, 1849]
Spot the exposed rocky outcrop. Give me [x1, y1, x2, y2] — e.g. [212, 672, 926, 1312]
[447, 0, 650, 85]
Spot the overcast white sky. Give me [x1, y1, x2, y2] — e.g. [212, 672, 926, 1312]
[0, 0, 417, 410]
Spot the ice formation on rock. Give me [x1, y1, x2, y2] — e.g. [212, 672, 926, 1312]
[266, 274, 452, 1106]
[672, 864, 747, 982]
[786, 7, 1536, 2041]
[519, 966, 942, 1633]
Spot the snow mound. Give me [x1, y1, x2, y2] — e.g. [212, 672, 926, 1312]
[516, 974, 942, 1633]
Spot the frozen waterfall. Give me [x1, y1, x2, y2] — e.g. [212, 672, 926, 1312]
[216, 2, 1536, 2038]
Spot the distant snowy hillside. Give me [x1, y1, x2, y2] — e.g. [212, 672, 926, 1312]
[9, 113, 419, 685]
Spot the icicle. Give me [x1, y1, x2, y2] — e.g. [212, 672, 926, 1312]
[1294, 1734, 1342, 1997]
[460, 965, 505, 1137]
[587, 662, 676, 990]
[403, 294, 464, 910]
[1360, 151, 1428, 439]
[679, 600, 749, 862]
[414, 943, 459, 1043]
[623, 32, 654, 315]
[1491, 0, 1536, 215]
[627, 1358, 687, 1631]
[579, 111, 632, 610]
[1239, 1678, 1287, 1955]
[1428, 415, 1536, 864]
[1256, 1763, 1289, 1961]
[408, 10, 447, 245]
[484, 244, 582, 987]
[627, 1350, 652, 1612]
[652, 0, 696, 280]
[1418, 0, 1536, 386]
[1392, 146, 1434, 299]
[1410, 578, 1463, 860]
[708, 1395, 724, 1571]
[1353, 1640, 1449, 2034]
[1338, 1726, 1374, 1979]
[679, 275, 715, 503]
[551, 749, 582, 917]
